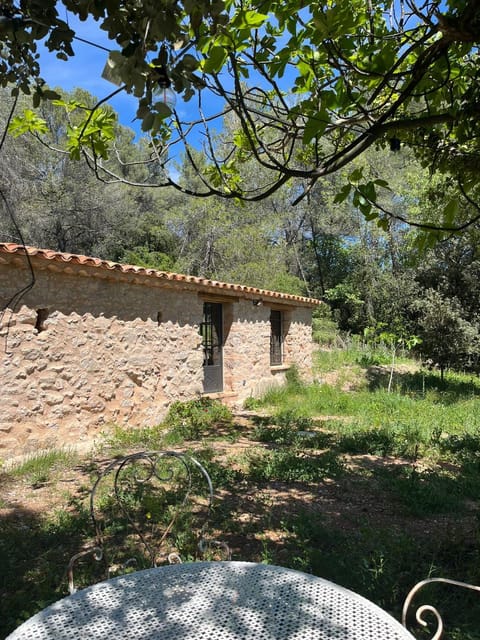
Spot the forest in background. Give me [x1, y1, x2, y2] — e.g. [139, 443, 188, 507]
[1, 87, 479, 376]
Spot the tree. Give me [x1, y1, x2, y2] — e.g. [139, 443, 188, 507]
[414, 289, 479, 378]
[2, 0, 480, 230]
[408, 232, 480, 375]
[162, 150, 307, 293]
[0, 87, 179, 262]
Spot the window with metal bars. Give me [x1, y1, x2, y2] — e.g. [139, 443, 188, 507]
[270, 310, 283, 365]
[200, 302, 222, 367]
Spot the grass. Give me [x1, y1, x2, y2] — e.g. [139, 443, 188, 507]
[245, 447, 345, 483]
[9, 448, 79, 488]
[99, 397, 238, 454]
[250, 369, 480, 464]
[2, 354, 480, 639]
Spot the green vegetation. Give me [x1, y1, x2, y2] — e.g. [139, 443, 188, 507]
[3, 1, 480, 224]
[3, 84, 480, 377]
[311, 309, 341, 347]
[162, 397, 234, 443]
[100, 398, 237, 453]
[2, 364, 480, 639]
[10, 448, 79, 489]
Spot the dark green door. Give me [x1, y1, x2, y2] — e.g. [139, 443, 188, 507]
[200, 302, 223, 393]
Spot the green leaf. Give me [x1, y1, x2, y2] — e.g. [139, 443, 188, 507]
[232, 10, 268, 29]
[443, 198, 459, 225]
[141, 112, 155, 132]
[41, 89, 62, 100]
[65, 108, 116, 160]
[8, 110, 48, 137]
[181, 54, 199, 71]
[362, 206, 376, 219]
[302, 114, 326, 144]
[377, 217, 389, 232]
[361, 180, 377, 202]
[233, 129, 253, 151]
[153, 102, 174, 120]
[348, 167, 364, 183]
[201, 46, 227, 73]
[334, 184, 351, 203]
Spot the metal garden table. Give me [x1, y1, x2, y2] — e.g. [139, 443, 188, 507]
[6, 561, 415, 640]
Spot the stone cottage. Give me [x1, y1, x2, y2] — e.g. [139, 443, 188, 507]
[0, 243, 320, 458]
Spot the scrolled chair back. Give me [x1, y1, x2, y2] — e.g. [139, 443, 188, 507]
[68, 450, 230, 594]
[402, 577, 480, 640]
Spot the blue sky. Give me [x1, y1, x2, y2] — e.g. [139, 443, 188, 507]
[39, 15, 143, 136]
[35, 7, 304, 151]
[37, 13, 232, 174]
[39, 13, 214, 135]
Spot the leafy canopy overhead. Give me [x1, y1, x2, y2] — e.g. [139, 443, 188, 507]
[2, 0, 480, 223]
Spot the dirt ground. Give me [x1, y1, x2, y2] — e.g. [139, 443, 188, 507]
[1, 413, 477, 557]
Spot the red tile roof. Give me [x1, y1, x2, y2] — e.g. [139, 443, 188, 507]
[0, 243, 321, 306]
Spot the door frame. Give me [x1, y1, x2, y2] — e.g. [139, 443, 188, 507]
[200, 301, 223, 393]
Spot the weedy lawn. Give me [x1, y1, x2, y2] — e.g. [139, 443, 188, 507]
[1, 350, 480, 639]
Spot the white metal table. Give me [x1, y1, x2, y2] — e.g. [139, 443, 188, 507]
[6, 561, 415, 639]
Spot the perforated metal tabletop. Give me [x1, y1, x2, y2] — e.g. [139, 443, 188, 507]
[6, 561, 415, 639]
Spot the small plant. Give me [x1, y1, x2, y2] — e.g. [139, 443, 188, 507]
[274, 408, 313, 431]
[259, 537, 275, 564]
[188, 447, 243, 489]
[255, 423, 303, 446]
[338, 425, 397, 457]
[252, 409, 315, 446]
[362, 325, 422, 392]
[99, 423, 166, 452]
[246, 448, 344, 483]
[163, 398, 233, 441]
[244, 396, 261, 410]
[285, 365, 304, 391]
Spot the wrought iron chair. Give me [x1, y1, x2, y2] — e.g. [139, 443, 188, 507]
[67, 450, 230, 594]
[402, 577, 480, 639]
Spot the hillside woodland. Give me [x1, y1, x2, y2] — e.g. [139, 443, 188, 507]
[1, 87, 480, 375]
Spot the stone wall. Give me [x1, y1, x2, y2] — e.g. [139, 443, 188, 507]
[0, 253, 316, 460]
[1, 305, 203, 457]
[222, 301, 313, 398]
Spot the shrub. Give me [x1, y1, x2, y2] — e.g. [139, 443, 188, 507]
[243, 396, 261, 410]
[163, 398, 233, 441]
[246, 449, 344, 483]
[285, 365, 304, 390]
[274, 408, 313, 431]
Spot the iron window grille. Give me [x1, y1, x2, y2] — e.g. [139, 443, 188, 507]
[200, 302, 222, 366]
[270, 310, 283, 365]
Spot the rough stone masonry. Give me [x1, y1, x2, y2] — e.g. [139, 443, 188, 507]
[0, 244, 320, 459]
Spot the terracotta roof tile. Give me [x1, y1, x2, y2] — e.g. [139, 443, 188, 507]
[0, 243, 321, 306]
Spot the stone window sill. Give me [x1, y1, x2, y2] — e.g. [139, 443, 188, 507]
[201, 391, 237, 400]
[270, 364, 290, 372]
